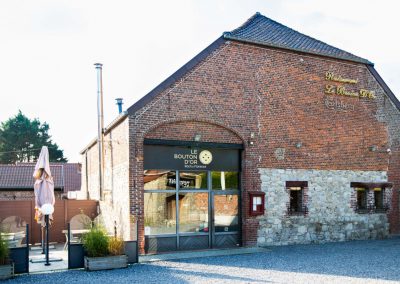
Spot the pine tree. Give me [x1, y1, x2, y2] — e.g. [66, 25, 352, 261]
[0, 111, 67, 163]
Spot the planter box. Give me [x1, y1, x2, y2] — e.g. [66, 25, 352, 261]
[124, 241, 138, 264]
[10, 246, 29, 274]
[84, 255, 128, 271]
[68, 243, 84, 269]
[0, 263, 14, 280]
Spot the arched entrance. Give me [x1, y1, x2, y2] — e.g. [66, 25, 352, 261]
[142, 120, 244, 253]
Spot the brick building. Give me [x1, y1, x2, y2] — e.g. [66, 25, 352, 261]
[81, 13, 400, 254]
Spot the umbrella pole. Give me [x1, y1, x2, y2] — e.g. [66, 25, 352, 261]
[45, 215, 50, 266]
[41, 226, 45, 254]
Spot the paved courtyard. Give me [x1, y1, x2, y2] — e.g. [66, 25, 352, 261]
[5, 237, 400, 284]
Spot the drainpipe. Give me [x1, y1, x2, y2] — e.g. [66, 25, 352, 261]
[85, 149, 90, 200]
[94, 63, 105, 201]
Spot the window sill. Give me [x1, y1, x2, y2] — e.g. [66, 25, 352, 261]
[287, 210, 308, 217]
[355, 206, 389, 214]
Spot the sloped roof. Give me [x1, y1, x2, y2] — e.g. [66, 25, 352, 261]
[0, 163, 81, 192]
[124, 12, 398, 117]
[223, 12, 373, 65]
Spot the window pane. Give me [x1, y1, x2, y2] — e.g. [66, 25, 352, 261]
[179, 193, 208, 233]
[214, 195, 239, 232]
[356, 189, 367, 210]
[144, 192, 176, 235]
[179, 171, 207, 189]
[144, 170, 176, 190]
[211, 171, 239, 190]
[374, 189, 384, 209]
[289, 189, 303, 212]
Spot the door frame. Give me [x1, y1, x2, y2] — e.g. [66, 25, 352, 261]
[144, 169, 242, 253]
[210, 190, 241, 249]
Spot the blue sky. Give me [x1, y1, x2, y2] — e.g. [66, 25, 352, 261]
[0, 0, 399, 161]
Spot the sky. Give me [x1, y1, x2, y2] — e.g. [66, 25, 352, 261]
[0, 0, 399, 162]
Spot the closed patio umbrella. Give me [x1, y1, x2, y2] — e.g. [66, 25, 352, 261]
[33, 146, 55, 266]
[33, 146, 55, 223]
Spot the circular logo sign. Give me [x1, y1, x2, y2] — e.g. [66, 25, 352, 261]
[199, 150, 213, 165]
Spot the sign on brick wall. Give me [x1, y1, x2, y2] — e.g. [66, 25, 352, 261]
[144, 145, 240, 171]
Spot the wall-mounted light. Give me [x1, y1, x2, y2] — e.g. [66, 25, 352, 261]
[194, 134, 202, 142]
[295, 142, 302, 148]
[248, 132, 255, 146]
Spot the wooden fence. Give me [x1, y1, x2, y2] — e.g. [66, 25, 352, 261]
[0, 200, 98, 244]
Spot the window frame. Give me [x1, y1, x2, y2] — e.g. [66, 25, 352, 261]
[285, 181, 308, 216]
[350, 182, 392, 214]
[355, 187, 368, 213]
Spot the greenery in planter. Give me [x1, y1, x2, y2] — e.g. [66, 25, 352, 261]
[82, 227, 109, 257]
[108, 237, 124, 256]
[0, 233, 9, 265]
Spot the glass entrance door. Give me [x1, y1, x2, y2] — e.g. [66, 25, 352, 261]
[144, 170, 240, 253]
[211, 192, 241, 248]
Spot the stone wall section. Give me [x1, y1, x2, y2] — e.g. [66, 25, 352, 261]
[258, 168, 389, 246]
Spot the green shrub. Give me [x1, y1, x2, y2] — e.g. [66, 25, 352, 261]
[108, 237, 124, 256]
[0, 233, 9, 265]
[82, 227, 109, 257]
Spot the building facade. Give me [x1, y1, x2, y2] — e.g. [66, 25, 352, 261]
[81, 13, 400, 254]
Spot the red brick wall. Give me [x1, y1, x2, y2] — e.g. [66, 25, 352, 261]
[128, 40, 400, 252]
[145, 120, 243, 144]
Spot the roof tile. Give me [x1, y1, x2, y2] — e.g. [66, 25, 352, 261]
[224, 13, 372, 65]
[0, 163, 81, 192]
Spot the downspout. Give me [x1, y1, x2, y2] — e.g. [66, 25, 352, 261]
[85, 149, 90, 199]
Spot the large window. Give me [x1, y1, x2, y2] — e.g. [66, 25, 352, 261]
[144, 170, 240, 237]
[211, 171, 239, 190]
[144, 192, 176, 235]
[144, 170, 176, 190]
[179, 171, 207, 189]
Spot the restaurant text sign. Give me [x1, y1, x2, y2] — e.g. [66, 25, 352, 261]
[324, 71, 375, 100]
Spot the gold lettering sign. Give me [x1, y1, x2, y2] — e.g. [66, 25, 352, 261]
[324, 71, 375, 100]
[325, 71, 358, 84]
[359, 89, 376, 99]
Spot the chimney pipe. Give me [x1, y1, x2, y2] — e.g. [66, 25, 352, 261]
[116, 98, 123, 114]
[94, 63, 105, 201]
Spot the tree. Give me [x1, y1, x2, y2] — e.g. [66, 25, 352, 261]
[0, 111, 67, 163]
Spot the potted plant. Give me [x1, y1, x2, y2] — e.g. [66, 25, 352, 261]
[0, 233, 14, 280]
[82, 227, 128, 271]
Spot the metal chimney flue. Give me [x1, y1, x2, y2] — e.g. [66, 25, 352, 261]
[116, 98, 123, 114]
[94, 62, 104, 201]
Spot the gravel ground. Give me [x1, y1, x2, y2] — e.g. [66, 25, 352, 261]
[5, 237, 400, 284]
